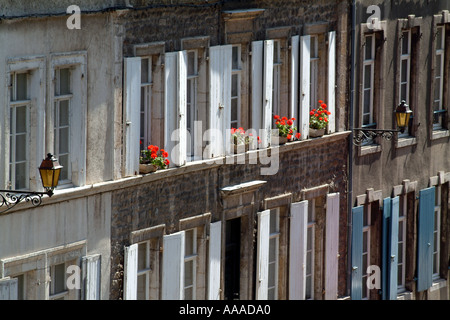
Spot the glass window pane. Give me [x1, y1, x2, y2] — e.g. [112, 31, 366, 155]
[363, 90, 371, 114]
[53, 263, 66, 294]
[232, 74, 238, 97]
[269, 238, 276, 262]
[365, 36, 373, 60]
[16, 106, 27, 134]
[400, 83, 408, 102]
[268, 287, 275, 300]
[402, 32, 409, 55]
[398, 221, 403, 242]
[59, 68, 71, 95]
[436, 27, 443, 50]
[401, 59, 408, 83]
[185, 229, 194, 256]
[138, 242, 147, 270]
[137, 274, 146, 300]
[15, 162, 27, 189]
[231, 98, 238, 123]
[59, 154, 69, 181]
[59, 100, 70, 126]
[15, 134, 27, 162]
[364, 65, 372, 89]
[363, 232, 368, 252]
[184, 287, 193, 300]
[268, 261, 276, 287]
[59, 127, 69, 154]
[141, 59, 149, 83]
[185, 260, 193, 287]
[305, 276, 312, 299]
[16, 73, 28, 100]
[232, 46, 239, 70]
[188, 52, 196, 76]
[306, 252, 312, 275]
[310, 37, 317, 59]
[269, 209, 278, 234]
[307, 227, 313, 251]
[398, 242, 403, 264]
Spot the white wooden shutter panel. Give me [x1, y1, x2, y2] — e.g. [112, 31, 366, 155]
[0, 277, 18, 300]
[256, 209, 270, 300]
[300, 35, 311, 140]
[222, 45, 232, 155]
[251, 41, 264, 134]
[208, 46, 224, 158]
[263, 40, 274, 148]
[289, 200, 308, 300]
[124, 57, 141, 176]
[124, 244, 138, 300]
[177, 51, 187, 166]
[208, 221, 222, 300]
[82, 254, 101, 300]
[327, 31, 336, 133]
[162, 231, 185, 300]
[290, 35, 300, 130]
[325, 193, 340, 300]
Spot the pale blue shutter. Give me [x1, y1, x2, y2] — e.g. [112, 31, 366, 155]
[381, 197, 391, 300]
[351, 206, 364, 300]
[417, 187, 435, 292]
[382, 197, 399, 300]
[0, 277, 18, 300]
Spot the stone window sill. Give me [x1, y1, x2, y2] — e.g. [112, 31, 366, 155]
[395, 136, 417, 148]
[397, 291, 413, 300]
[431, 129, 449, 140]
[430, 278, 447, 292]
[358, 143, 381, 156]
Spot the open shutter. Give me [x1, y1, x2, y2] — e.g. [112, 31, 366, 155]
[381, 197, 391, 300]
[325, 193, 340, 300]
[262, 40, 274, 148]
[256, 209, 270, 299]
[351, 206, 364, 300]
[289, 200, 308, 300]
[124, 244, 138, 300]
[388, 197, 399, 300]
[0, 277, 18, 300]
[82, 254, 101, 300]
[162, 231, 185, 300]
[290, 35, 300, 129]
[177, 51, 187, 166]
[299, 35, 311, 140]
[252, 41, 264, 134]
[222, 45, 232, 155]
[417, 187, 435, 292]
[208, 221, 222, 300]
[124, 57, 141, 176]
[327, 31, 336, 133]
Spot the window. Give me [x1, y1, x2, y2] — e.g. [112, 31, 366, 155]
[362, 34, 375, 127]
[433, 26, 446, 130]
[9, 72, 30, 190]
[399, 29, 412, 137]
[433, 185, 441, 279]
[54, 68, 72, 183]
[137, 241, 152, 300]
[306, 199, 316, 300]
[49, 263, 69, 300]
[310, 35, 319, 111]
[231, 45, 241, 129]
[272, 40, 281, 118]
[397, 195, 407, 292]
[186, 51, 198, 160]
[362, 204, 371, 300]
[184, 228, 198, 299]
[268, 208, 280, 300]
[140, 57, 153, 151]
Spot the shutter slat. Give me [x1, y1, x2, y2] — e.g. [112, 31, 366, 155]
[417, 187, 435, 292]
[256, 209, 270, 299]
[252, 41, 264, 134]
[208, 221, 222, 300]
[124, 244, 138, 300]
[162, 231, 185, 300]
[289, 200, 308, 300]
[351, 206, 364, 300]
[325, 193, 340, 300]
[327, 31, 336, 133]
[124, 57, 141, 176]
[300, 35, 311, 139]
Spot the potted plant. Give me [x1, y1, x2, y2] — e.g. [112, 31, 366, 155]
[272, 115, 301, 144]
[139, 144, 170, 174]
[231, 127, 261, 153]
[309, 100, 331, 137]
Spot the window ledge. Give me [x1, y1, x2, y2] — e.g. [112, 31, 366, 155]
[395, 136, 417, 149]
[430, 278, 447, 292]
[431, 129, 449, 141]
[358, 144, 381, 156]
[397, 291, 413, 300]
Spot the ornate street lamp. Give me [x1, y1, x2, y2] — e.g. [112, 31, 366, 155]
[353, 100, 413, 146]
[0, 153, 63, 214]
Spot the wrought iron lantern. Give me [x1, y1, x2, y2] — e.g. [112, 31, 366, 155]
[0, 153, 63, 214]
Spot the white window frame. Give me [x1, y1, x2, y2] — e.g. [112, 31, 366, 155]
[49, 262, 70, 300]
[186, 50, 198, 161]
[268, 208, 280, 300]
[399, 30, 411, 137]
[136, 240, 152, 300]
[231, 45, 241, 129]
[306, 199, 316, 300]
[140, 57, 153, 151]
[362, 204, 371, 300]
[397, 194, 407, 292]
[184, 228, 198, 300]
[362, 34, 375, 127]
[310, 35, 319, 111]
[433, 185, 441, 280]
[433, 25, 445, 130]
[272, 40, 282, 118]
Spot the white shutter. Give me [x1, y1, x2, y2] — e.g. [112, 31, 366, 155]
[222, 45, 232, 155]
[124, 57, 141, 176]
[208, 46, 224, 158]
[82, 254, 101, 300]
[289, 200, 308, 300]
[325, 193, 340, 300]
[123, 244, 138, 300]
[0, 277, 18, 300]
[263, 40, 274, 148]
[162, 231, 185, 300]
[252, 40, 264, 134]
[327, 31, 336, 133]
[177, 51, 187, 166]
[208, 221, 222, 300]
[256, 209, 270, 300]
[300, 35, 311, 140]
[290, 35, 300, 129]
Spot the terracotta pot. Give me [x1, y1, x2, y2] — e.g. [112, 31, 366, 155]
[271, 135, 288, 145]
[139, 163, 158, 174]
[309, 128, 325, 138]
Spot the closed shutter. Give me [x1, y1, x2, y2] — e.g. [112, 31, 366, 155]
[162, 231, 185, 300]
[164, 51, 187, 167]
[351, 206, 364, 300]
[382, 197, 399, 300]
[256, 209, 270, 300]
[327, 31, 336, 133]
[290, 35, 300, 131]
[262, 40, 273, 148]
[82, 254, 101, 300]
[381, 197, 391, 300]
[289, 200, 308, 300]
[124, 244, 138, 300]
[251, 41, 264, 134]
[0, 277, 18, 300]
[299, 35, 311, 139]
[208, 45, 232, 157]
[417, 187, 435, 292]
[208, 221, 222, 300]
[325, 193, 340, 300]
[124, 57, 141, 176]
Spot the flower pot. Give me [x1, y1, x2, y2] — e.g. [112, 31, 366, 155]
[139, 163, 158, 174]
[309, 128, 325, 138]
[233, 143, 249, 154]
[271, 135, 288, 145]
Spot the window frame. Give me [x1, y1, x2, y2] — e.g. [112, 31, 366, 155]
[186, 50, 199, 161]
[306, 198, 316, 300]
[433, 25, 446, 130]
[268, 208, 280, 300]
[272, 39, 282, 118]
[231, 44, 241, 129]
[140, 56, 153, 151]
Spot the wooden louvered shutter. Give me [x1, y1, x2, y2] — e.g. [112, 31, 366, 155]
[124, 244, 138, 300]
[162, 231, 185, 299]
[299, 35, 311, 139]
[325, 193, 340, 299]
[256, 209, 270, 299]
[208, 221, 222, 300]
[327, 31, 336, 133]
[351, 206, 364, 300]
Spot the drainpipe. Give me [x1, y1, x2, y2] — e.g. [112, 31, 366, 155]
[346, 0, 356, 298]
